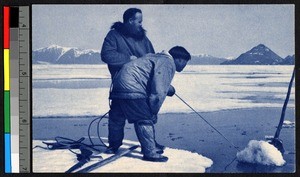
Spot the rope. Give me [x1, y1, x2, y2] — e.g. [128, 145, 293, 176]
[34, 112, 109, 152]
[87, 112, 109, 147]
[175, 93, 240, 152]
[223, 156, 237, 172]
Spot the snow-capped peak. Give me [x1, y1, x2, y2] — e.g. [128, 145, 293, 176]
[225, 56, 235, 60]
[35, 45, 72, 53]
[65, 48, 99, 57]
[221, 44, 284, 65]
[48, 44, 63, 49]
[47, 45, 72, 53]
[34, 45, 100, 56]
[246, 44, 274, 57]
[250, 44, 270, 52]
[33, 45, 103, 64]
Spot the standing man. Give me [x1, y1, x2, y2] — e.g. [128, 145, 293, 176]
[101, 8, 166, 155]
[109, 46, 191, 162]
[101, 8, 155, 79]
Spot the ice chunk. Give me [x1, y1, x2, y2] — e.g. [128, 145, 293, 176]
[236, 140, 285, 166]
[282, 120, 295, 128]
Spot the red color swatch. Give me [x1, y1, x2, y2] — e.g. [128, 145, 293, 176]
[4, 7, 10, 49]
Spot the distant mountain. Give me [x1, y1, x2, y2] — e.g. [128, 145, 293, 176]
[278, 55, 295, 65]
[32, 45, 103, 64]
[32, 45, 67, 64]
[221, 44, 284, 65]
[33, 44, 294, 65]
[33, 45, 228, 65]
[190, 54, 228, 65]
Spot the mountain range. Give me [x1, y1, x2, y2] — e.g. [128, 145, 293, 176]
[32, 44, 294, 65]
[32, 45, 103, 64]
[190, 54, 228, 65]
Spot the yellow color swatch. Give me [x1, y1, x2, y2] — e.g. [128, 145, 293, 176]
[4, 49, 10, 91]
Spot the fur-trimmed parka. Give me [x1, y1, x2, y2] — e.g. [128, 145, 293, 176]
[101, 22, 155, 78]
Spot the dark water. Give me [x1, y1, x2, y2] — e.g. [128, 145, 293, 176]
[33, 108, 295, 173]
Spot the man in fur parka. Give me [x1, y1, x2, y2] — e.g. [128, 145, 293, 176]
[101, 8, 155, 78]
[101, 8, 168, 157]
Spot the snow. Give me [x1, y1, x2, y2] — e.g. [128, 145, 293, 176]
[282, 120, 295, 128]
[32, 65, 295, 117]
[32, 64, 110, 80]
[35, 45, 100, 58]
[225, 56, 235, 60]
[236, 140, 285, 166]
[250, 52, 263, 55]
[33, 139, 213, 173]
[36, 44, 71, 53]
[76, 49, 99, 56]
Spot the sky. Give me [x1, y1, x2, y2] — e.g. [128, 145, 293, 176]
[32, 4, 294, 58]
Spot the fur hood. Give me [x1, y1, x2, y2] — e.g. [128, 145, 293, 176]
[111, 21, 146, 40]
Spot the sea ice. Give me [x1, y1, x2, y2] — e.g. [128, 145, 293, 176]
[33, 139, 213, 173]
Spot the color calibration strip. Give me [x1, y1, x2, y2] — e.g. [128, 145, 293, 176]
[4, 6, 12, 173]
[3, 6, 30, 173]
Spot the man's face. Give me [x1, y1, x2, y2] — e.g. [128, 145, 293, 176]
[174, 58, 188, 72]
[129, 12, 143, 32]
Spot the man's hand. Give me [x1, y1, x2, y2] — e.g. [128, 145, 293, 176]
[130, 55, 138, 61]
[167, 85, 176, 97]
[152, 114, 158, 124]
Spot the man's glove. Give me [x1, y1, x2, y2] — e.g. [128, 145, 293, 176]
[167, 85, 176, 97]
[152, 114, 158, 124]
[130, 55, 137, 61]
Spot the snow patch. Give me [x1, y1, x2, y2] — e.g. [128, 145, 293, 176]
[36, 45, 71, 52]
[33, 139, 213, 173]
[32, 65, 295, 117]
[236, 140, 285, 166]
[282, 120, 295, 128]
[225, 56, 235, 60]
[35, 45, 99, 57]
[250, 52, 263, 55]
[74, 48, 99, 56]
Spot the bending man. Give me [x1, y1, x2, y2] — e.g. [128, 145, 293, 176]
[108, 46, 191, 162]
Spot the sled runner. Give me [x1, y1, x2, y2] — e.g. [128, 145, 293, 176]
[74, 145, 139, 173]
[65, 146, 102, 173]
